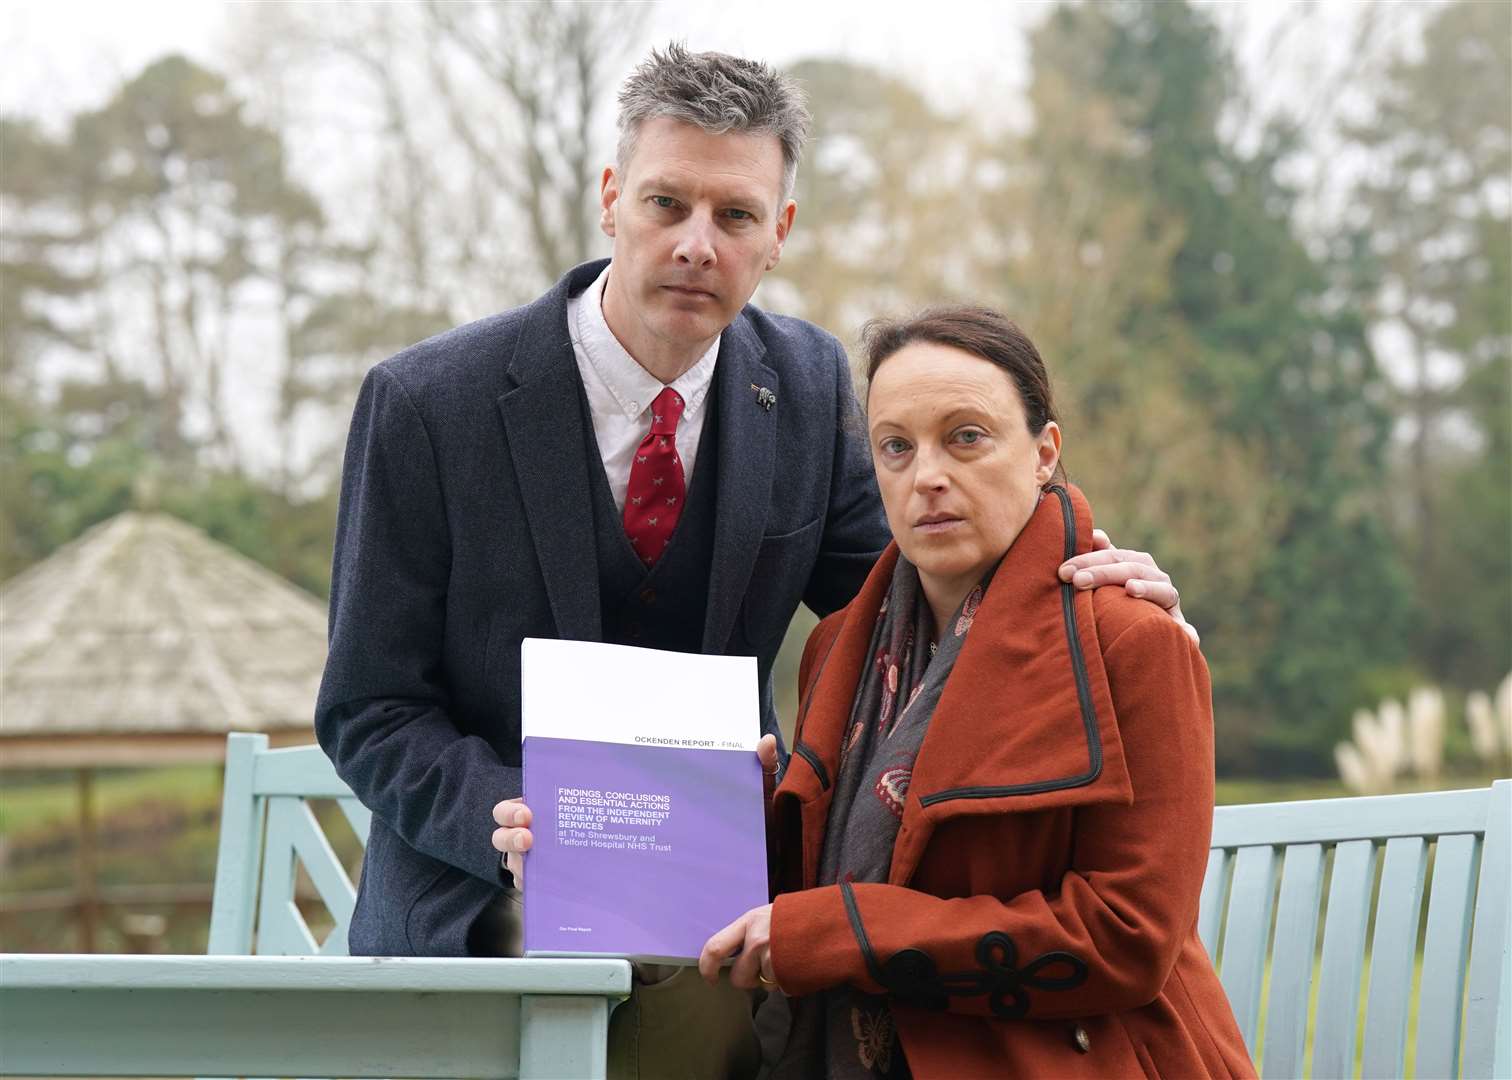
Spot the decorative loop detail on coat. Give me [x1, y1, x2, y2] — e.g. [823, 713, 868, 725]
[876, 931, 1089, 1019]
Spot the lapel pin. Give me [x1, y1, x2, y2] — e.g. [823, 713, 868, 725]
[751, 384, 777, 411]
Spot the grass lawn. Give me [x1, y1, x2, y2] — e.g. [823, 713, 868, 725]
[0, 765, 223, 834]
[1216, 776, 1348, 805]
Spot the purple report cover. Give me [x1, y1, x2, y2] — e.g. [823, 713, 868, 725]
[521, 638, 768, 965]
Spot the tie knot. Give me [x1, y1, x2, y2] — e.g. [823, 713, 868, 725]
[649, 387, 684, 435]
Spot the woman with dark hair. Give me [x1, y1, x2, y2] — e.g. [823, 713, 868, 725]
[701, 307, 1255, 1079]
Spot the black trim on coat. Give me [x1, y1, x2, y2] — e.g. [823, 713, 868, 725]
[794, 743, 831, 792]
[918, 485, 1104, 807]
[838, 880, 1090, 1017]
[840, 878, 889, 987]
[789, 617, 845, 793]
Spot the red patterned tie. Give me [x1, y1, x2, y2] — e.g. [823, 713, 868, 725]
[623, 387, 686, 566]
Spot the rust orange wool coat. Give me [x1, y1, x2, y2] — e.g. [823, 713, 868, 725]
[767, 485, 1256, 1079]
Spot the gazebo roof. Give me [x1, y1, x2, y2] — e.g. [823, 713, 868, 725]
[1, 512, 329, 767]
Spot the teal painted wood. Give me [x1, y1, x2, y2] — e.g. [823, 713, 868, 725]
[288, 796, 356, 954]
[338, 794, 372, 842]
[1494, 930, 1511, 1080]
[206, 732, 268, 955]
[1311, 838, 1378, 1078]
[1361, 836, 1429, 1078]
[0, 955, 630, 1079]
[1415, 832, 1481, 1078]
[1211, 787, 1490, 849]
[1205, 782, 1510, 1078]
[16, 728, 1508, 1080]
[252, 742, 353, 798]
[1199, 847, 1231, 957]
[210, 736, 360, 956]
[255, 797, 357, 956]
[1220, 845, 1279, 1052]
[1464, 779, 1512, 1080]
[1260, 842, 1324, 1079]
[255, 797, 318, 955]
[520, 996, 613, 1080]
[0, 953, 632, 993]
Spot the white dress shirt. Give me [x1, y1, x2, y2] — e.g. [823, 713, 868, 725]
[567, 264, 720, 514]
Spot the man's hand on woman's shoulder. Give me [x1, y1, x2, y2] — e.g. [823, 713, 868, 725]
[1058, 528, 1199, 645]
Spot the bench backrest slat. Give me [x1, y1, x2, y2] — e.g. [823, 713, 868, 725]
[1260, 842, 1324, 1078]
[338, 796, 373, 841]
[253, 801, 321, 956]
[1308, 838, 1378, 1078]
[1198, 847, 1231, 957]
[1416, 832, 1481, 1078]
[206, 732, 266, 956]
[1462, 780, 1512, 1080]
[1362, 835, 1430, 1078]
[1220, 844, 1279, 1051]
[256, 797, 356, 957]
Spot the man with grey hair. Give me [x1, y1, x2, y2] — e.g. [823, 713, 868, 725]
[317, 42, 1190, 1078]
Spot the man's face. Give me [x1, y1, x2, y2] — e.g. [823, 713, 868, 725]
[600, 118, 795, 356]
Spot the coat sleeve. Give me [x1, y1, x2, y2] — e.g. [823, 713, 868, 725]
[769, 611, 1215, 1019]
[801, 341, 889, 618]
[314, 365, 514, 887]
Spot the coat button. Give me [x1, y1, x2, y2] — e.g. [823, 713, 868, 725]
[1072, 1026, 1091, 1053]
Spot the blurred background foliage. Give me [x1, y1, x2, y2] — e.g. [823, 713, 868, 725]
[2, 0, 1508, 780]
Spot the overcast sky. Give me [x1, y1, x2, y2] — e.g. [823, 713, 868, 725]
[1, 0, 1432, 473]
[2, 0, 1366, 121]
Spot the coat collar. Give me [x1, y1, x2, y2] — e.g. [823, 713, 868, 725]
[778, 484, 1134, 886]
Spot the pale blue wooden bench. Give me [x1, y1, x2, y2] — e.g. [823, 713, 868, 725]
[1200, 780, 1511, 1079]
[0, 734, 1506, 1078]
[0, 732, 632, 1079]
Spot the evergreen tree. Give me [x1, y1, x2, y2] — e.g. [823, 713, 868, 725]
[1343, 0, 1511, 691]
[1030, 0, 1413, 771]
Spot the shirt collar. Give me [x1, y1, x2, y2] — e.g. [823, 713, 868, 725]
[573, 263, 719, 422]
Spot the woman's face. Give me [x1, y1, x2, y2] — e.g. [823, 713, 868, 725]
[867, 341, 1062, 600]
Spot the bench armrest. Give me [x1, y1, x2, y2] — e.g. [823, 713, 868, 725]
[0, 954, 633, 1080]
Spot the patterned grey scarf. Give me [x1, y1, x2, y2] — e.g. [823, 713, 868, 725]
[771, 555, 995, 1079]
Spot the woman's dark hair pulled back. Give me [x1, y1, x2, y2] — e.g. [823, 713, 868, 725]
[861, 306, 1059, 436]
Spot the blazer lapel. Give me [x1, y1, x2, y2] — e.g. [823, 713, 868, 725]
[702, 312, 778, 653]
[497, 264, 605, 642]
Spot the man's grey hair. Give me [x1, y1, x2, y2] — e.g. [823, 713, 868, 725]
[616, 43, 811, 204]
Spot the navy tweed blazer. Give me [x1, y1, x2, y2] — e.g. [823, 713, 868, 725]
[315, 259, 888, 956]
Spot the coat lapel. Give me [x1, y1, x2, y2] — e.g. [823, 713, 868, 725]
[496, 263, 605, 642]
[702, 311, 779, 653]
[781, 545, 897, 888]
[891, 485, 1132, 883]
[776, 485, 1136, 889]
